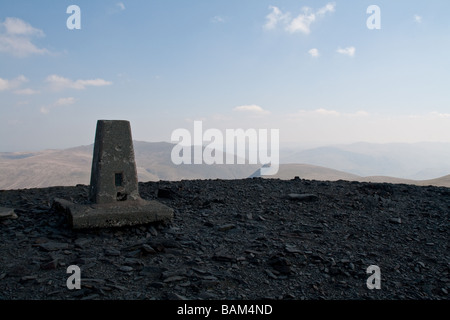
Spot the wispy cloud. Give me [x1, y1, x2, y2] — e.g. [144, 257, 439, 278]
[264, 6, 291, 30]
[315, 108, 340, 116]
[308, 48, 319, 58]
[40, 97, 76, 114]
[107, 2, 126, 14]
[265, 3, 335, 35]
[211, 16, 225, 23]
[337, 46, 355, 57]
[55, 97, 76, 106]
[3, 17, 44, 36]
[351, 110, 370, 117]
[414, 14, 422, 23]
[233, 104, 270, 115]
[289, 108, 369, 118]
[0, 17, 49, 57]
[39, 107, 49, 114]
[0, 75, 28, 91]
[14, 88, 40, 95]
[430, 111, 450, 118]
[316, 3, 336, 16]
[286, 8, 316, 34]
[46, 74, 112, 91]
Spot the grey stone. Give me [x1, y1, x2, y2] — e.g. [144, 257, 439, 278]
[163, 275, 186, 283]
[285, 245, 302, 254]
[38, 242, 69, 252]
[105, 249, 121, 256]
[166, 292, 188, 300]
[119, 266, 133, 272]
[218, 223, 236, 231]
[265, 269, 278, 279]
[0, 207, 17, 220]
[148, 225, 158, 236]
[389, 217, 402, 224]
[21, 275, 38, 282]
[141, 244, 157, 254]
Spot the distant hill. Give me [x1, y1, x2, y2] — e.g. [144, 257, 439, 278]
[250, 163, 361, 181]
[2, 141, 450, 190]
[251, 164, 450, 188]
[281, 142, 450, 180]
[0, 146, 93, 190]
[421, 174, 450, 188]
[0, 141, 259, 190]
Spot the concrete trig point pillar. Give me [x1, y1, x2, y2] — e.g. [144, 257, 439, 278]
[53, 120, 173, 229]
[89, 120, 140, 204]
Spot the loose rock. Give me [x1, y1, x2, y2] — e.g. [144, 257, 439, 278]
[0, 179, 447, 300]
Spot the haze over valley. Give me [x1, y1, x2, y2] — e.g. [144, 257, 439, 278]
[1, 141, 449, 190]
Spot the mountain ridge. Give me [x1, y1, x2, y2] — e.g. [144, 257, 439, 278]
[1, 141, 450, 190]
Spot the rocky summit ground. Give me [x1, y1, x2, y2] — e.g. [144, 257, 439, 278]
[0, 178, 448, 300]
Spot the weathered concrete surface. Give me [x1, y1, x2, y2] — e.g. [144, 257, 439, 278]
[53, 198, 173, 229]
[89, 120, 140, 204]
[53, 120, 174, 229]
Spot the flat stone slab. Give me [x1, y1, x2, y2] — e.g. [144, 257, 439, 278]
[53, 198, 173, 229]
[0, 207, 18, 220]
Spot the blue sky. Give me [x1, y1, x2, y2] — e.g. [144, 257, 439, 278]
[1, 0, 449, 151]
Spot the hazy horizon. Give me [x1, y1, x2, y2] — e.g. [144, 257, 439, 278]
[1, 1, 450, 152]
[3, 138, 450, 154]
[2, 140, 450, 182]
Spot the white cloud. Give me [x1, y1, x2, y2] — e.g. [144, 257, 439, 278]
[337, 46, 355, 57]
[233, 104, 270, 115]
[430, 111, 450, 118]
[55, 97, 76, 106]
[3, 17, 44, 36]
[317, 3, 336, 16]
[211, 16, 225, 23]
[414, 14, 422, 23]
[351, 110, 370, 117]
[39, 107, 50, 114]
[315, 108, 340, 116]
[286, 8, 316, 34]
[265, 3, 335, 35]
[46, 74, 113, 91]
[0, 75, 28, 91]
[40, 97, 76, 114]
[290, 108, 370, 118]
[117, 2, 125, 11]
[0, 17, 49, 57]
[308, 48, 319, 58]
[264, 6, 290, 30]
[13, 88, 40, 95]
